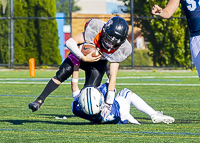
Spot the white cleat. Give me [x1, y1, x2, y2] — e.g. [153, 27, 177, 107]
[151, 111, 175, 124]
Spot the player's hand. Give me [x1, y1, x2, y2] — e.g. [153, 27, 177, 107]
[100, 102, 112, 122]
[81, 51, 101, 62]
[105, 90, 115, 105]
[151, 4, 162, 15]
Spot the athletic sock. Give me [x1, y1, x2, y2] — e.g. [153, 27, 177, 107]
[36, 79, 60, 102]
[130, 93, 157, 117]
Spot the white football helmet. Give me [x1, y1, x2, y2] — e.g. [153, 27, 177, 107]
[78, 86, 104, 115]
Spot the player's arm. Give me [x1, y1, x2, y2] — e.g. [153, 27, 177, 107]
[105, 62, 119, 105]
[151, 0, 180, 18]
[71, 65, 80, 93]
[68, 53, 81, 98]
[71, 65, 81, 99]
[66, 32, 101, 62]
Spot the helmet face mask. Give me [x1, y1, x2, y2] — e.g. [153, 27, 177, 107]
[101, 16, 129, 52]
[101, 32, 120, 52]
[78, 86, 104, 115]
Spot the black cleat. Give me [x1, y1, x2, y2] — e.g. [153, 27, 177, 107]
[28, 99, 43, 112]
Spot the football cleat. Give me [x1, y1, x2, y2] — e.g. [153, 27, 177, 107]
[151, 111, 175, 124]
[28, 99, 43, 112]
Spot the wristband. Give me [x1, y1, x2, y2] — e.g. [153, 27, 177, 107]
[72, 90, 80, 99]
[158, 10, 163, 16]
[106, 90, 115, 105]
[72, 78, 78, 83]
[66, 38, 84, 59]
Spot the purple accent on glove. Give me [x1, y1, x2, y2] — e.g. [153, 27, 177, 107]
[68, 54, 81, 66]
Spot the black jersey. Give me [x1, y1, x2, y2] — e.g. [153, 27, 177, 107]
[181, 0, 200, 36]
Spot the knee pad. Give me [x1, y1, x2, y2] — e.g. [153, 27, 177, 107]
[56, 58, 73, 82]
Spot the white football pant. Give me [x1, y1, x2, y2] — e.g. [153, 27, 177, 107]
[115, 88, 157, 124]
[190, 35, 200, 81]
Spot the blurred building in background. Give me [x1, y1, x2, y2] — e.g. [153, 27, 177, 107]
[75, 0, 126, 14]
[63, 25, 71, 58]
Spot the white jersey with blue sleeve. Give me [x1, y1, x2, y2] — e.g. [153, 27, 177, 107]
[71, 83, 139, 124]
[99, 83, 140, 124]
[71, 82, 119, 124]
[98, 82, 121, 124]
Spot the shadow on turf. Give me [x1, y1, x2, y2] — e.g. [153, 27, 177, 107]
[0, 119, 93, 125]
[39, 114, 75, 119]
[127, 117, 200, 124]
[0, 114, 94, 125]
[1, 116, 194, 125]
[0, 117, 150, 125]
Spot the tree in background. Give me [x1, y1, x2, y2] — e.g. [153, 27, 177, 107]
[0, 0, 9, 64]
[56, 0, 80, 25]
[36, 0, 61, 65]
[0, 0, 61, 65]
[14, 1, 31, 64]
[122, 0, 190, 67]
[15, 0, 61, 65]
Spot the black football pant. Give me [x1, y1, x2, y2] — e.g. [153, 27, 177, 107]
[56, 57, 107, 87]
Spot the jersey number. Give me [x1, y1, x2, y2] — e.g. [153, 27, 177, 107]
[186, 0, 200, 11]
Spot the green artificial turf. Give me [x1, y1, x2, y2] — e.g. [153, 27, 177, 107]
[0, 70, 200, 142]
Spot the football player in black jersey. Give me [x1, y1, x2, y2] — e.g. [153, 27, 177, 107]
[28, 16, 132, 112]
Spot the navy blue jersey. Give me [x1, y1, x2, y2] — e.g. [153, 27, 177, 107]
[181, 0, 200, 36]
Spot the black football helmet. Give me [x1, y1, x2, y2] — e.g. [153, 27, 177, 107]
[101, 16, 129, 52]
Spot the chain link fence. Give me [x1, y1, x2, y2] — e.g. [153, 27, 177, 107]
[0, 1, 193, 70]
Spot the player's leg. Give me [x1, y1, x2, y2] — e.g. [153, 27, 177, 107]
[115, 88, 140, 124]
[190, 36, 200, 81]
[28, 58, 74, 112]
[80, 60, 107, 87]
[128, 90, 175, 124]
[129, 91, 157, 116]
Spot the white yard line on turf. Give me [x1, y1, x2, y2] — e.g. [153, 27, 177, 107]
[0, 76, 198, 81]
[0, 81, 199, 86]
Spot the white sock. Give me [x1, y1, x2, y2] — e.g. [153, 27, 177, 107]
[130, 93, 157, 117]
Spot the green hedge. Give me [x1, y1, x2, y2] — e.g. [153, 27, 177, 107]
[0, 0, 61, 65]
[0, 1, 9, 64]
[120, 49, 153, 67]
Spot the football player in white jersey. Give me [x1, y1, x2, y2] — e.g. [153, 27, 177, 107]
[29, 16, 132, 112]
[71, 63, 175, 124]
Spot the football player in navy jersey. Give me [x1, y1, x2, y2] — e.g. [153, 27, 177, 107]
[152, 0, 200, 81]
[70, 64, 175, 124]
[28, 16, 132, 112]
